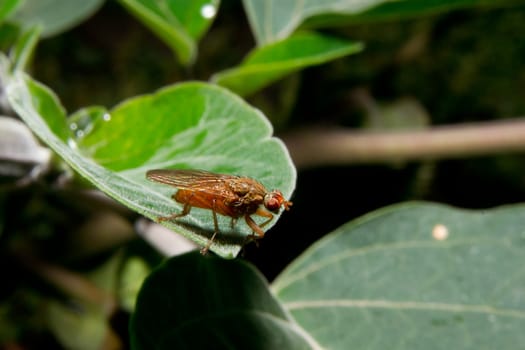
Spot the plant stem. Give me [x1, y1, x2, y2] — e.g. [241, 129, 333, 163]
[282, 118, 525, 168]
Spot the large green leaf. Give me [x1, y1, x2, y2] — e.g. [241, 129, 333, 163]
[118, 0, 220, 65]
[3, 56, 296, 258]
[212, 32, 363, 97]
[8, 0, 104, 38]
[273, 202, 525, 349]
[243, 0, 523, 45]
[130, 252, 317, 350]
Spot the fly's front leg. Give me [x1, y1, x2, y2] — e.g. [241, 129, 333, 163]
[244, 215, 264, 247]
[245, 214, 267, 239]
[254, 207, 274, 228]
[244, 208, 274, 245]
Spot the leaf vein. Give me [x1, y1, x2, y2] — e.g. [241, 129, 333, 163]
[285, 299, 525, 318]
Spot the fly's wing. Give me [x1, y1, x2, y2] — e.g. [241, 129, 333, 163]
[146, 169, 238, 196]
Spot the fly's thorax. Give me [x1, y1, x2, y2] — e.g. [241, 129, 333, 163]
[225, 190, 264, 215]
[228, 177, 265, 196]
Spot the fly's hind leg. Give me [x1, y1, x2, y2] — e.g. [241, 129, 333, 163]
[157, 202, 192, 222]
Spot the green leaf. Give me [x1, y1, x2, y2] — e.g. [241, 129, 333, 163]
[212, 32, 363, 97]
[243, 0, 385, 45]
[46, 300, 110, 350]
[45, 255, 123, 350]
[3, 56, 296, 258]
[243, 0, 523, 45]
[130, 252, 317, 350]
[8, 0, 104, 38]
[304, 0, 524, 27]
[9, 25, 40, 72]
[273, 202, 525, 349]
[0, 0, 21, 22]
[118, 0, 220, 65]
[118, 257, 151, 312]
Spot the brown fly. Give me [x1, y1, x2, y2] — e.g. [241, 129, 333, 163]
[146, 169, 292, 253]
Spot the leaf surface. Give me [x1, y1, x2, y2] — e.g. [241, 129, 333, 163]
[9, 0, 103, 37]
[118, 0, 219, 64]
[212, 32, 363, 96]
[243, 0, 522, 45]
[243, 0, 386, 45]
[130, 252, 317, 350]
[273, 202, 525, 349]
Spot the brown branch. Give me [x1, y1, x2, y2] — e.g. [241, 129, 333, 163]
[281, 118, 525, 168]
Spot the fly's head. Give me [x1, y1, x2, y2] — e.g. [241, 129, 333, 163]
[264, 190, 293, 213]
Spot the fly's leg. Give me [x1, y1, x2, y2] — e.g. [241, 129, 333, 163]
[245, 210, 273, 237]
[244, 208, 274, 245]
[201, 199, 219, 255]
[157, 202, 191, 222]
[245, 215, 264, 237]
[255, 207, 274, 228]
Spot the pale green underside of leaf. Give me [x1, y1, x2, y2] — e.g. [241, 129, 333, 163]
[8, 0, 104, 38]
[212, 32, 363, 97]
[3, 55, 296, 258]
[273, 202, 525, 349]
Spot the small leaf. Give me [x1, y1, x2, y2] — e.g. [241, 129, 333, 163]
[118, 0, 220, 65]
[130, 252, 317, 350]
[9, 0, 104, 38]
[243, 0, 521, 45]
[273, 202, 525, 349]
[243, 0, 385, 45]
[9, 25, 40, 72]
[4, 55, 296, 258]
[46, 300, 110, 350]
[46, 254, 124, 350]
[0, 0, 21, 22]
[309, 0, 524, 25]
[118, 257, 151, 312]
[212, 32, 363, 97]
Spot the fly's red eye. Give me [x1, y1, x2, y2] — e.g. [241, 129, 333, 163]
[266, 197, 280, 211]
[264, 191, 284, 212]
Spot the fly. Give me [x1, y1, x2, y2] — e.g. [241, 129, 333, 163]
[146, 169, 292, 253]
